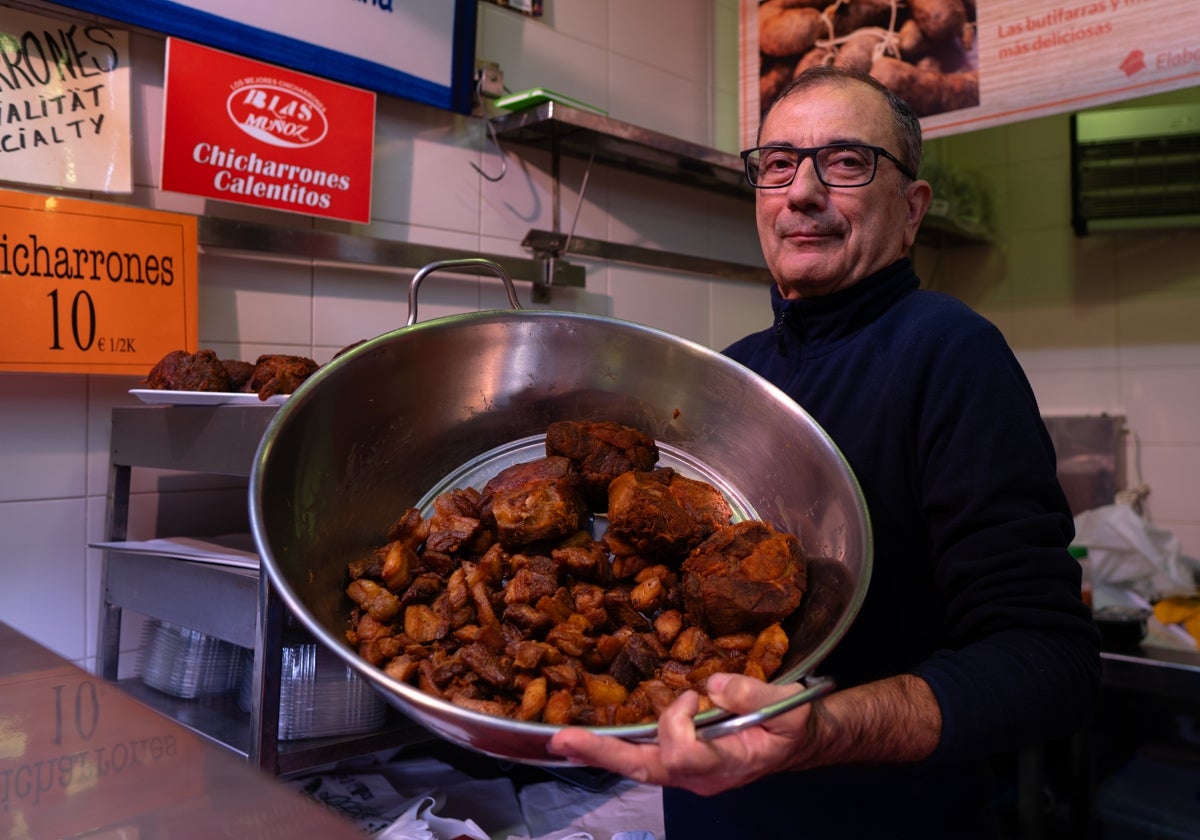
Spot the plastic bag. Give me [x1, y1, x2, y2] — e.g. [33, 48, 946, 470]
[376, 795, 489, 840]
[1074, 504, 1193, 600]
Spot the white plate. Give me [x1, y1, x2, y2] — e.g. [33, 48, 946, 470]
[130, 389, 288, 406]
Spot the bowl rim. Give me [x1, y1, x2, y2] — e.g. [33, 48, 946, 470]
[249, 307, 875, 756]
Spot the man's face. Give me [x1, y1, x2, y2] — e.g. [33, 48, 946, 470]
[755, 82, 931, 299]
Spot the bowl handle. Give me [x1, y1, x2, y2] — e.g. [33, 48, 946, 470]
[694, 674, 836, 742]
[406, 258, 523, 326]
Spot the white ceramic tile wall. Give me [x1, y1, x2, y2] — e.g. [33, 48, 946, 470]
[3, 0, 1199, 673]
[928, 98, 1200, 564]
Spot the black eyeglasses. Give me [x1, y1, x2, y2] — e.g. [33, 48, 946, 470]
[740, 144, 918, 189]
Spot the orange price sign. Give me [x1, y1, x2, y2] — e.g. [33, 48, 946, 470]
[0, 189, 198, 376]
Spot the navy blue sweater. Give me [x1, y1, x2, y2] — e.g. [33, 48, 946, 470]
[663, 259, 1101, 838]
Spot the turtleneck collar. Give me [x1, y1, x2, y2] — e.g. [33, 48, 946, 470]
[770, 258, 920, 354]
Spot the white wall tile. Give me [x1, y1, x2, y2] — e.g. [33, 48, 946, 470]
[1006, 228, 1117, 304]
[0, 498, 88, 661]
[609, 265, 710, 345]
[311, 222, 485, 350]
[0, 374, 88, 501]
[1116, 290, 1200, 366]
[1006, 157, 1072, 234]
[934, 123, 1010, 170]
[609, 56, 710, 146]
[368, 96, 487, 233]
[410, 131, 487, 234]
[1120, 342, 1200, 369]
[1008, 300, 1118, 370]
[198, 253, 313, 347]
[312, 269, 416, 351]
[1023, 368, 1121, 417]
[710, 278, 772, 351]
[482, 151, 613, 246]
[541, 0, 610, 50]
[1118, 367, 1200, 445]
[702, 193, 760, 263]
[1135, 442, 1200, 523]
[918, 239, 1011, 311]
[477, 3, 611, 112]
[1114, 229, 1200, 295]
[1007, 114, 1071, 164]
[480, 146, 558, 241]
[605, 171, 722, 255]
[609, 0, 709, 84]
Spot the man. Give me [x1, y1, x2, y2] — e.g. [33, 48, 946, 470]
[548, 66, 1101, 836]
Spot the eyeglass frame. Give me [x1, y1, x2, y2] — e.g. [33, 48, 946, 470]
[739, 143, 919, 189]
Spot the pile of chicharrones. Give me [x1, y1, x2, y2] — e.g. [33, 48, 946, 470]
[143, 348, 320, 401]
[344, 420, 809, 727]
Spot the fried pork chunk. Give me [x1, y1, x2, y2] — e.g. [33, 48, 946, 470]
[681, 520, 807, 636]
[222, 359, 255, 391]
[606, 468, 733, 562]
[247, 353, 319, 399]
[143, 349, 232, 392]
[480, 456, 588, 549]
[666, 471, 734, 539]
[545, 420, 659, 508]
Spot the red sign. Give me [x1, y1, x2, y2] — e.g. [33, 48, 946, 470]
[162, 39, 375, 223]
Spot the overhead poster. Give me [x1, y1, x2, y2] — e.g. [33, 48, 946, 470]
[0, 7, 131, 192]
[161, 39, 376, 224]
[741, 0, 1200, 144]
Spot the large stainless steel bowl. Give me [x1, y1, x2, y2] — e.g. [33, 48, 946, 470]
[250, 274, 872, 765]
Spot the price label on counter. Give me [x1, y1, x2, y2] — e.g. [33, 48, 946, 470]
[0, 653, 207, 838]
[0, 188, 198, 376]
[1, 622, 366, 840]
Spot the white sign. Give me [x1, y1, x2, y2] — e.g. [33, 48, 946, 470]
[173, 0, 454, 87]
[742, 0, 1200, 143]
[0, 8, 131, 192]
[52, 0, 478, 114]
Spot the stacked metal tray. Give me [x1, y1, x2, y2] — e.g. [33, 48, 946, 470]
[140, 619, 248, 699]
[239, 637, 387, 741]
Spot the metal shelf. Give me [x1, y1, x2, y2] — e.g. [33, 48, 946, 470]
[98, 404, 433, 776]
[490, 100, 754, 200]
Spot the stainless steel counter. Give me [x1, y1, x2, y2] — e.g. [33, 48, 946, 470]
[1102, 644, 1200, 700]
[1, 621, 363, 838]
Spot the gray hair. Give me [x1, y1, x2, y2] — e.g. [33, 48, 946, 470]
[759, 66, 923, 179]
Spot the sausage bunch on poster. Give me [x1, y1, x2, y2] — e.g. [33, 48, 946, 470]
[758, 0, 979, 119]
